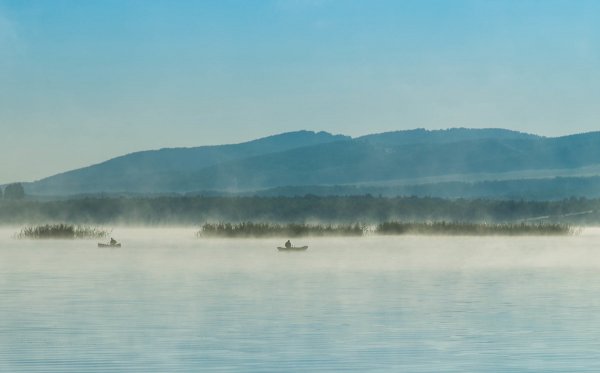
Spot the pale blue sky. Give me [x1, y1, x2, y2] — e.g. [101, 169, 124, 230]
[1, 0, 600, 183]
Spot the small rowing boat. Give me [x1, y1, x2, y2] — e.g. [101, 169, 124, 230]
[98, 243, 121, 248]
[277, 245, 308, 252]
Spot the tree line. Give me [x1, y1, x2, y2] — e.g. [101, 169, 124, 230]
[0, 194, 599, 225]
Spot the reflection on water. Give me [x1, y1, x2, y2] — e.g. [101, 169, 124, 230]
[2, 228, 600, 372]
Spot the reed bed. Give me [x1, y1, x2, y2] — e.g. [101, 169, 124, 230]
[375, 221, 576, 236]
[15, 224, 109, 239]
[198, 222, 364, 238]
[198, 221, 576, 237]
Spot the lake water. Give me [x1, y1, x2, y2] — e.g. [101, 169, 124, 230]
[2, 228, 600, 372]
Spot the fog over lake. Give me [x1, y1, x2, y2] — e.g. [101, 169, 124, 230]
[2, 228, 600, 372]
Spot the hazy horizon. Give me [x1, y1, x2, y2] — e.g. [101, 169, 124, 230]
[2, 126, 600, 185]
[3, 0, 600, 183]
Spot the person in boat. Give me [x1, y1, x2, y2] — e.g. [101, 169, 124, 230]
[110, 237, 117, 245]
[285, 240, 291, 248]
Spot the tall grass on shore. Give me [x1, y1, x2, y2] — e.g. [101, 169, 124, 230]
[375, 221, 576, 236]
[15, 224, 109, 239]
[198, 222, 364, 238]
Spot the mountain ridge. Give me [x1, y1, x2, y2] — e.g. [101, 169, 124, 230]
[23, 128, 600, 198]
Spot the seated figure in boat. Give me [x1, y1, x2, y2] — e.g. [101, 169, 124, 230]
[285, 240, 291, 248]
[110, 237, 117, 245]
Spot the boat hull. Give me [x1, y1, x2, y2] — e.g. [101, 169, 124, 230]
[98, 243, 121, 248]
[277, 246, 308, 252]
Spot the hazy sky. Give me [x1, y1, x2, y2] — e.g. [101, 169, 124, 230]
[1, 0, 600, 183]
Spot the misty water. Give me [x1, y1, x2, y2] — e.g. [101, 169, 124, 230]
[2, 228, 600, 372]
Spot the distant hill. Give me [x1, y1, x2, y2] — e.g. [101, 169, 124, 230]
[24, 128, 600, 198]
[26, 130, 350, 195]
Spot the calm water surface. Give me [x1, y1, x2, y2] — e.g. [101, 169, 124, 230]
[2, 228, 600, 372]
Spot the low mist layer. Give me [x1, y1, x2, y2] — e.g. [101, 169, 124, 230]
[3, 227, 600, 271]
